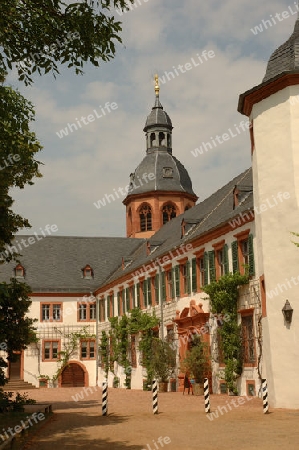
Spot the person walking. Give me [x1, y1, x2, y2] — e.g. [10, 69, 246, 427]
[183, 373, 194, 395]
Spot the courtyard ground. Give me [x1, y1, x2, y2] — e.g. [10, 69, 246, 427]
[11, 387, 299, 450]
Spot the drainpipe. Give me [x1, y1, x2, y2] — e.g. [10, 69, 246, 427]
[95, 294, 99, 387]
[159, 264, 164, 340]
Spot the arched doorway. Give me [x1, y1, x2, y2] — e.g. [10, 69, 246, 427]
[174, 301, 212, 392]
[60, 362, 87, 387]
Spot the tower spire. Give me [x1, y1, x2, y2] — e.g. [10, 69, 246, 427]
[154, 74, 160, 97]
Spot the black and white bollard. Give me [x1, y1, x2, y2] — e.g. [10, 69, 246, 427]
[152, 379, 158, 414]
[262, 378, 269, 414]
[102, 380, 108, 416]
[204, 378, 210, 414]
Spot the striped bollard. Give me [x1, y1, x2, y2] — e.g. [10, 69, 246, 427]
[262, 378, 269, 414]
[152, 379, 158, 414]
[204, 378, 210, 413]
[102, 380, 108, 416]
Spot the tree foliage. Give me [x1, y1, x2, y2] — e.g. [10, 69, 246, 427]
[98, 308, 160, 388]
[0, 75, 42, 385]
[202, 272, 248, 394]
[0, 279, 37, 386]
[151, 338, 176, 383]
[181, 335, 209, 383]
[0, 0, 134, 388]
[0, 78, 42, 261]
[0, 0, 134, 85]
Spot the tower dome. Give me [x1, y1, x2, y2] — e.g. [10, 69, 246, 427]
[263, 18, 299, 83]
[143, 96, 173, 131]
[123, 76, 197, 238]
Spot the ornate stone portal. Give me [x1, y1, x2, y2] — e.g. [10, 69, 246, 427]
[174, 300, 212, 392]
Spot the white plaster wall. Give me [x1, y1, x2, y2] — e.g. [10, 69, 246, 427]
[251, 85, 299, 408]
[98, 226, 258, 393]
[24, 295, 97, 387]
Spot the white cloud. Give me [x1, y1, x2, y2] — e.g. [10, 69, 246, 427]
[9, 0, 297, 236]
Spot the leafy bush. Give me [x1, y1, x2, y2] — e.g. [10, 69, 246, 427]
[0, 389, 36, 413]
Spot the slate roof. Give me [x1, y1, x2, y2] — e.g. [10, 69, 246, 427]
[143, 96, 173, 132]
[263, 19, 299, 83]
[0, 169, 253, 294]
[0, 236, 144, 293]
[104, 167, 253, 286]
[238, 19, 299, 114]
[127, 151, 197, 197]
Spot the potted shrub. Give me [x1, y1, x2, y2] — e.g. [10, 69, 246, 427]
[182, 335, 209, 395]
[151, 339, 176, 392]
[113, 376, 120, 388]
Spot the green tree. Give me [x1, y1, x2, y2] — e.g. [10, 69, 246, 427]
[0, 0, 133, 86]
[0, 76, 42, 261]
[0, 0, 134, 388]
[182, 335, 209, 384]
[202, 272, 248, 394]
[151, 338, 176, 383]
[0, 280, 37, 386]
[0, 75, 42, 385]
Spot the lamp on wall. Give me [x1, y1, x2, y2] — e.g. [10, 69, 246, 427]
[282, 299, 293, 323]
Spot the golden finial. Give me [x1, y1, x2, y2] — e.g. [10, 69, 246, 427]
[154, 74, 160, 97]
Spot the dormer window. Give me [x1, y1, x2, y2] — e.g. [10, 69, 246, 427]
[181, 219, 201, 237]
[15, 264, 25, 278]
[122, 257, 133, 270]
[233, 185, 253, 209]
[147, 240, 164, 255]
[82, 265, 93, 279]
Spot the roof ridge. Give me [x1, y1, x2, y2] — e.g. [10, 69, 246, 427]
[187, 167, 252, 236]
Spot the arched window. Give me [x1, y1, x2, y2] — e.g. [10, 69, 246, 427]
[150, 133, 156, 147]
[159, 132, 165, 146]
[139, 204, 152, 231]
[167, 134, 171, 147]
[184, 204, 191, 211]
[162, 203, 177, 224]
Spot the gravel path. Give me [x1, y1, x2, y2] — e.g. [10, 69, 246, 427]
[17, 387, 299, 450]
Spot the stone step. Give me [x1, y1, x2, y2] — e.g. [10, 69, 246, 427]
[4, 380, 37, 390]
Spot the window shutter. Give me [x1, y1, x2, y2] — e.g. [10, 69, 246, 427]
[122, 289, 126, 314]
[132, 286, 136, 308]
[117, 292, 121, 315]
[186, 260, 191, 294]
[106, 296, 110, 319]
[161, 272, 166, 303]
[171, 267, 175, 299]
[248, 234, 255, 276]
[175, 265, 180, 297]
[155, 274, 159, 304]
[232, 240, 239, 273]
[126, 287, 130, 311]
[111, 295, 114, 317]
[191, 258, 197, 292]
[208, 250, 216, 282]
[147, 278, 152, 306]
[204, 252, 209, 285]
[223, 244, 229, 275]
[99, 300, 102, 322]
[136, 283, 140, 308]
[142, 281, 147, 307]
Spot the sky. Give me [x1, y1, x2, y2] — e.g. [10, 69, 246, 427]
[7, 0, 299, 237]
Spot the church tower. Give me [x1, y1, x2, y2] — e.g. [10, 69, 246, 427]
[238, 18, 299, 408]
[123, 76, 198, 238]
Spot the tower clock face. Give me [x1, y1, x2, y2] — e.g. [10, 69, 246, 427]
[163, 167, 173, 178]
